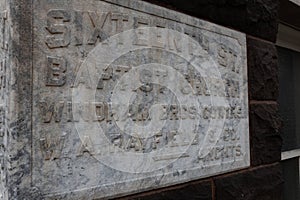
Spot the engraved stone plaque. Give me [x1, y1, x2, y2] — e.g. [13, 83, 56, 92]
[6, 0, 249, 199]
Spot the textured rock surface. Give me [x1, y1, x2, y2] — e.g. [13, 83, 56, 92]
[117, 179, 212, 200]
[125, 163, 283, 200]
[143, 0, 279, 42]
[250, 103, 282, 166]
[214, 163, 283, 200]
[247, 37, 279, 100]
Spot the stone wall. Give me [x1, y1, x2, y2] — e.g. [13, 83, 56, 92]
[116, 0, 283, 199]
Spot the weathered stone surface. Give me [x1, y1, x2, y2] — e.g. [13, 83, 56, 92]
[250, 103, 282, 166]
[3, 0, 250, 199]
[214, 163, 283, 200]
[0, 0, 8, 198]
[143, 0, 279, 42]
[247, 37, 279, 100]
[33, 1, 249, 198]
[117, 180, 212, 200]
[1, 0, 34, 199]
[246, 0, 279, 42]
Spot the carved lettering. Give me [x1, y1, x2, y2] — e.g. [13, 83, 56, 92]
[40, 133, 67, 160]
[87, 12, 112, 45]
[46, 9, 71, 48]
[0, 11, 7, 50]
[77, 135, 95, 156]
[73, 10, 83, 45]
[168, 131, 179, 147]
[218, 45, 239, 73]
[111, 13, 129, 33]
[184, 27, 209, 53]
[189, 77, 210, 96]
[202, 105, 243, 119]
[151, 27, 164, 48]
[125, 134, 144, 152]
[97, 65, 131, 89]
[72, 64, 92, 88]
[218, 46, 227, 66]
[180, 75, 240, 98]
[200, 144, 243, 163]
[151, 132, 162, 149]
[111, 13, 128, 44]
[109, 130, 190, 153]
[168, 33, 182, 53]
[39, 101, 123, 123]
[34, 4, 249, 189]
[39, 100, 64, 123]
[115, 65, 131, 76]
[223, 126, 240, 141]
[46, 56, 67, 86]
[41, 8, 215, 63]
[94, 102, 107, 121]
[133, 16, 151, 46]
[225, 79, 240, 98]
[97, 66, 113, 89]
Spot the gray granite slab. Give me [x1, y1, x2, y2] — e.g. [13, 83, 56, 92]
[3, 0, 250, 199]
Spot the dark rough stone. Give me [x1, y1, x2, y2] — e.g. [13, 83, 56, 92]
[142, 0, 279, 42]
[250, 103, 282, 166]
[247, 37, 279, 100]
[117, 180, 212, 200]
[214, 163, 283, 200]
[246, 0, 279, 42]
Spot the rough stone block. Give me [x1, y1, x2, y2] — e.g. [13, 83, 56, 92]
[247, 37, 279, 100]
[143, 0, 279, 42]
[214, 163, 283, 200]
[117, 180, 212, 200]
[250, 103, 282, 166]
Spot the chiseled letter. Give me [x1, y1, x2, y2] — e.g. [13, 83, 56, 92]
[46, 9, 71, 48]
[46, 56, 67, 86]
